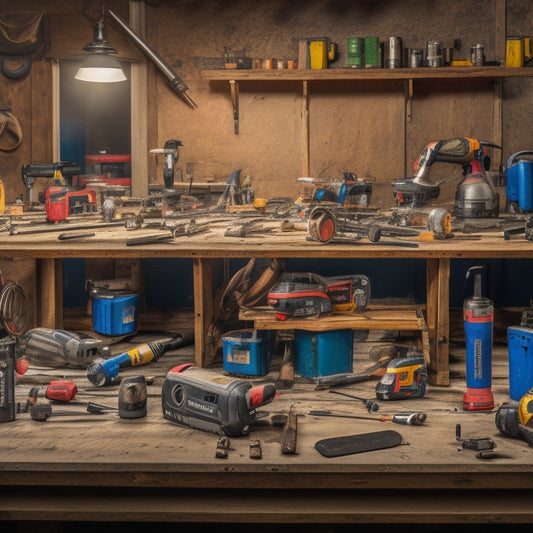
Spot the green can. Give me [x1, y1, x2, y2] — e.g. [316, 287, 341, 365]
[347, 37, 363, 69]
[364, 36, 380, 68]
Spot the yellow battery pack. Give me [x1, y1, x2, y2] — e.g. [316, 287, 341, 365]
[506, 38, 523, 67]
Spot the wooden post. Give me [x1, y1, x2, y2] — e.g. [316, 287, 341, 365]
[426, 258, 450, 385]
[129, 0, 149, 198]
[193, 257, 214, 367]
[38, 258, 63, 329]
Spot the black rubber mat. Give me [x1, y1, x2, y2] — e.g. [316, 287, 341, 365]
[314, 429, 403, 457]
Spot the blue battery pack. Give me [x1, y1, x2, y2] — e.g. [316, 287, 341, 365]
[295, 329, 353, 378]
[222, 329, 273, 376]
[92, 292, 139, 336]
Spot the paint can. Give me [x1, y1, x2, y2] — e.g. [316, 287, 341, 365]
[364, 36, 380, 68]
[347, 37, 364, 68]
[385, 37, 402, 68]
[426, 41, 443, 67]
[471, 43, 485, 66]
[408, 48, 424, 68]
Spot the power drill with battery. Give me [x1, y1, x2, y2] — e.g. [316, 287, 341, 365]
[86, 331, 194, 386]
[495, 387, 533, 446]
[17, 327, 103, 368]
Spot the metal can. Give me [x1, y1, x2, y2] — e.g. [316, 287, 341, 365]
[385, 37, 402, 68]
[407, 48, 424, 68]
[347, 37, 364, 69]
[426, 41, 443, 67]
[471, 43, 485, 66]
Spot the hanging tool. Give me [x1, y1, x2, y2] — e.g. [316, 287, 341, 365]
[328, 390, 379, 412]
[309, 409, 427, 426]
[106, 10, 196, 109]
[463, 266, 494, 411]
[375, 355, 427, 400]
[149, 139, 183, 190]
[86, 331, 194, 386]
[17, 327, 103, 368]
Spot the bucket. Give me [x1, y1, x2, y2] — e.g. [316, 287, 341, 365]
[507, 326, 533, 400]
[506, 151, 533, 211]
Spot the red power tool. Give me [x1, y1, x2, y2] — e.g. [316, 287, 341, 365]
[28, 380, 78, 403]
[45, 187, 97, 222]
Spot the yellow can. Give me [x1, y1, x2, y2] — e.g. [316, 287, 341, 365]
[506, 38, 523, 67]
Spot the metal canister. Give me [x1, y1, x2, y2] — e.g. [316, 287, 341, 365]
[385, 37, 402, 68]
[471, 43, 485, 66]
[408, 48, 424, 68]
[347, 37, 364, 69]
[426, 41, 443, 67]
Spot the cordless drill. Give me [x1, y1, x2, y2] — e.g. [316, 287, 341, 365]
[21, 161, 81, 202]
[86, 331, 194, 386]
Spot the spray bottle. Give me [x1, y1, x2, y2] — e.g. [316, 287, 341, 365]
[463, 265, 494, 410]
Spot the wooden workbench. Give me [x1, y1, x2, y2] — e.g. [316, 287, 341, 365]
[1, 216, 533, 525]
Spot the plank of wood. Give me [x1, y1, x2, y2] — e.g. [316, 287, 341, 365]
[239, 305, 426, 332]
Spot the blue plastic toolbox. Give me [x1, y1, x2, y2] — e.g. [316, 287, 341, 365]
[92, 292, 139, 336]
[295, 329, 353, 378]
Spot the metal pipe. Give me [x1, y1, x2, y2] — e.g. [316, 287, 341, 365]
[106, 9, 196, 108]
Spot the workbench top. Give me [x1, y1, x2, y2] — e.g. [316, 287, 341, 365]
[0, 214, 531, 259]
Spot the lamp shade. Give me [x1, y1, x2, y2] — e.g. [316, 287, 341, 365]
[75, 53, 127, 83]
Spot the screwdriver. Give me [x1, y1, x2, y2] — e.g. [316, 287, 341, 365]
[28, 380, 78, 403]
[309, 409, 427, 426]
[328, 390, 379, 412]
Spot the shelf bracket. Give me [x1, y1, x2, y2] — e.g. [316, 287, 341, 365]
[405, 78, 414, 123]
[229, 79, 239, 134]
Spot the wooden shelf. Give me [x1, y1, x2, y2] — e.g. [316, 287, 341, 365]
[201, 66, 533, 82]
[239, 304, 427, 332]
